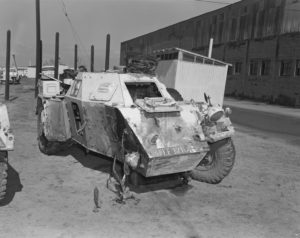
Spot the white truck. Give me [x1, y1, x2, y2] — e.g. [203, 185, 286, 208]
[0, 68, 21, 84]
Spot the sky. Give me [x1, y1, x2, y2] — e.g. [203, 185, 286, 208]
[0, 0, 240, 70]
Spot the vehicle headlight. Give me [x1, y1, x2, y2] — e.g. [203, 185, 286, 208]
[125, 152, 140, 169]
[207, 106, 224, 122]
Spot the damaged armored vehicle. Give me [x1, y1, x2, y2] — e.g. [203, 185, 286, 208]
[0, 104, 14, 201]
[36, 70, 235, 186]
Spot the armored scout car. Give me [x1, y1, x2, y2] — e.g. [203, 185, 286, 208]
[0, 104, 14, 201]
[36, 71, 235, 185]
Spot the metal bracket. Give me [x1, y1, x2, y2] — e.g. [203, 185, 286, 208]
[77, 121, 87, 135]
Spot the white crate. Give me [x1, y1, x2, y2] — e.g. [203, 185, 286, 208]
[40, 81, 60, 97]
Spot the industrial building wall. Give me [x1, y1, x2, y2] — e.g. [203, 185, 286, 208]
[121, 0, 300, 106]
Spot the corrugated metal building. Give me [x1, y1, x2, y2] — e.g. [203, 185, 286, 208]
[120, 0, 300, 106]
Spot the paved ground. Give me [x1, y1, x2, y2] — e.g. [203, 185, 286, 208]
[224, 98, 300, 118]
[0, 79, 299, 238]
[224, 98, 300, 137]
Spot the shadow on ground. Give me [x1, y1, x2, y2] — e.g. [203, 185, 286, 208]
[56, 144, 191, 195]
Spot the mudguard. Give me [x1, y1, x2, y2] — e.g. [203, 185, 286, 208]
[41, 99, 71, 142]
[202, 116, 235, 143]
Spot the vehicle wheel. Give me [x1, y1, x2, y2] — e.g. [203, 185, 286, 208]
[37, 103, 62, 155]
[166, 88, 183, 101]
[191, 138, 235, 184]
[0, 151, 8, 201]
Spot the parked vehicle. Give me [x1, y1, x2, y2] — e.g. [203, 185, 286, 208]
[0, 104, 14, 201]
[0, 68, 21, 84]
[36, 70, 235, 188]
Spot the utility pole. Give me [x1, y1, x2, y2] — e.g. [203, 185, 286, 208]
[40, 40, 43, 74]
[90, 45, 94, 72]
[12, 54, 18, 71]
[105, 34, 110, 71]
[54, 32, 59, 79]
[208, 38, 213, 58]
[74, 44, 78, 71]
[35, 0, 41, 97]
[5, 30, 11, 101]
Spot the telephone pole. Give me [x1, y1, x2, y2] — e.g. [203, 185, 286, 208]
[35, 0, 41, 97]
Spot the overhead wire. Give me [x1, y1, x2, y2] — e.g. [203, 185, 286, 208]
[58, 0, 89, 65]
[194, 0, 234, 4]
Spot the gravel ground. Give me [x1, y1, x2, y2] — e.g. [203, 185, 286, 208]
[0, 79, 299, 238]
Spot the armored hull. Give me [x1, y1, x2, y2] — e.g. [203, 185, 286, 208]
[37, 72, 235, 184]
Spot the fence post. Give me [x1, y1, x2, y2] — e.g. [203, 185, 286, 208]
[5, 30, 11, 101]
[35, 0, 41, 97]
[91, 45, 94, 72]
[39, 40, 42, 77]
[74, 44, 78, 71]
[105, 34, 110, 71]
[54, 32, 59, 79]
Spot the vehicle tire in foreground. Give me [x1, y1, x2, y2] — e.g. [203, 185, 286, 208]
[191, 138, 235, 184]
[0, 151, 8, 201]
[166, 88, 183, 101]
[37, 104, 62, 155]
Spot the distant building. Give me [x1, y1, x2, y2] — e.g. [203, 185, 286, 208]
[41, 65, 69, 78]
[120, 0, 300, 106]
[17, 67, 28, 77]
[26, 66, 36, 78]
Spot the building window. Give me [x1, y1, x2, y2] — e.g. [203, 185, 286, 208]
[230, 18, 237, 41]
[296, 60, 300, 76]
[218, 21, 224, 42]
[211, 15, 217, 39]
[249, 60, 259, 76]
[196, 21, 202, 47]
[212, 15, 217, 25]
[239, 15, 247, 40]
[217, 12, 224, 43]
[234, 62, 242, 74]
[280, 60, 292, 76]
[228, 65, 233, 75]
[257, 10, 265, 38]
[182, 53, 195, 62]
[261, 60, 271, 76]
[219, 13, 224, 21]
[157, 52, 178, 61]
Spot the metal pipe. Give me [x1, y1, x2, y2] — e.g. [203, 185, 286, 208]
[35, 0, 41, 97]
[5, 30, 11, 101]
[54, 32, 59, 79]
[91, 45, 94, 72]
[105, 34, 110, 71]
[208, 38, 213, 58]
[74, 44, 78, 71]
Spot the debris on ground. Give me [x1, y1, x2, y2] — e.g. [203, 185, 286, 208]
[92, 186, 102, 213]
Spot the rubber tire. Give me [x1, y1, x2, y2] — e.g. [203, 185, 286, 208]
[37, 102, 62, 155]
[166, 88, 183, 101]
[191, 138, 235, 184]
[0, 152, 8, 201]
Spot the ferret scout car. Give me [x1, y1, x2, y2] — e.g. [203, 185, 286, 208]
[36, 71, 235, 186]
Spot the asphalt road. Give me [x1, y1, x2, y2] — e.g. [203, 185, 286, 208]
[0, 79, 299, 238]
[224, 98, 300, 148]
